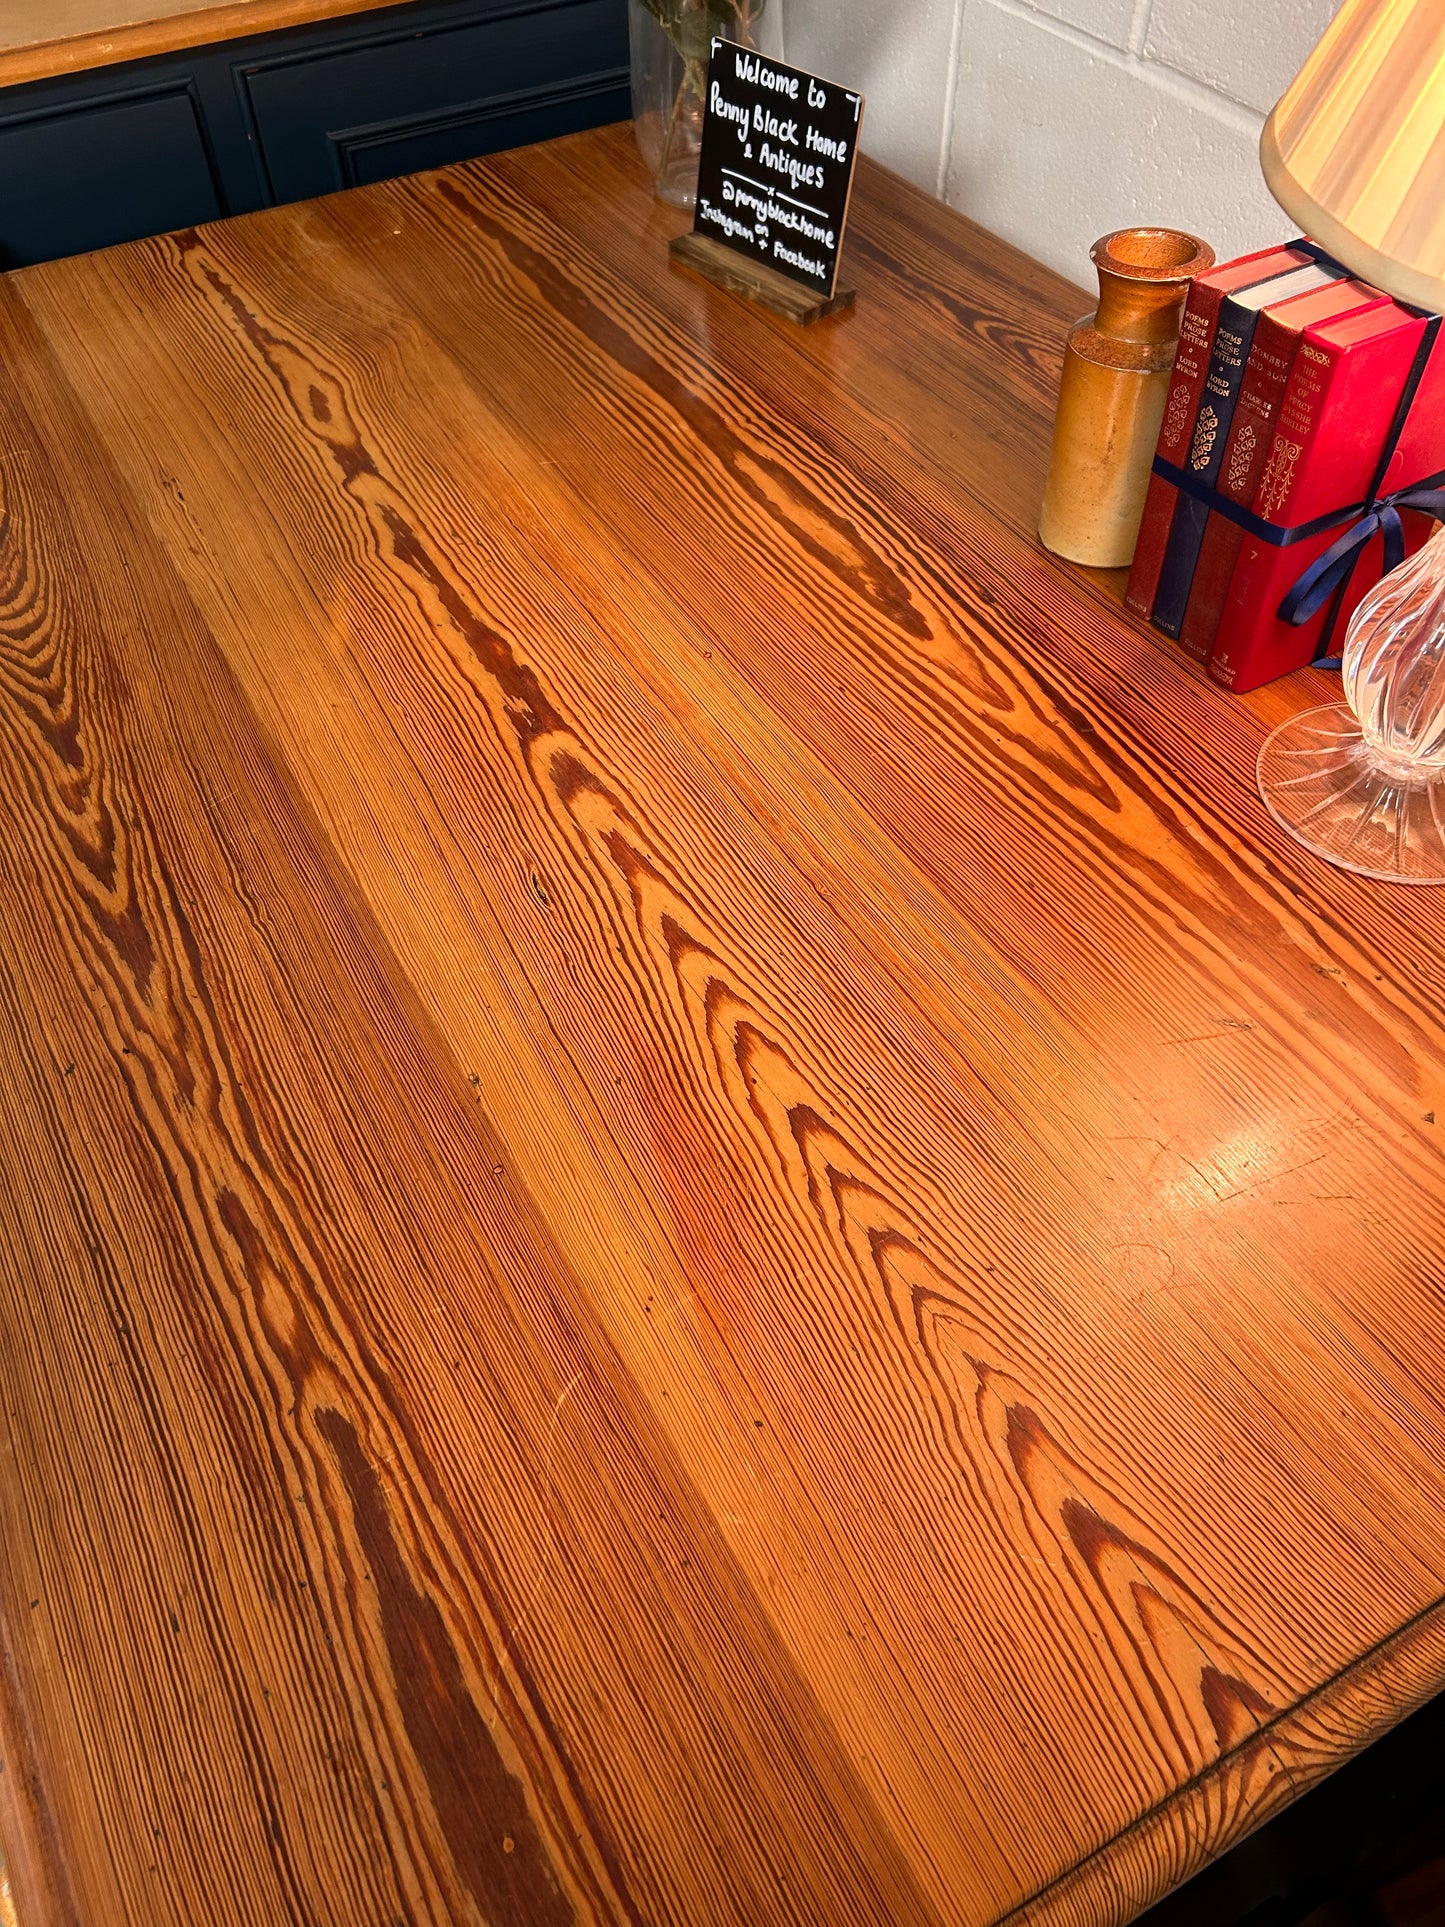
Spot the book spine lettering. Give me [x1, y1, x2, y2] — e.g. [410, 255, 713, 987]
[1176, 326, 1297, 662]
[1124, 287, 1223, 618]
[1151, 304, 1259, 637]
[1207, 345, 1338, 691]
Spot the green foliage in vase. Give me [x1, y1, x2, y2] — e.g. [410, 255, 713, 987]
[637, 0, 767, 63]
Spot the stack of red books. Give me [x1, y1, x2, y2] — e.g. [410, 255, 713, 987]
[1125, 241, 1445, 692]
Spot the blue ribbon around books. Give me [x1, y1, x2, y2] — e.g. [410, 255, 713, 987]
[1150, 310, 1445, 670]
[1277, 479, 1445, 661]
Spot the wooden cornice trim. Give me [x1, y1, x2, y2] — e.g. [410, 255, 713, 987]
[0, 0, 408, 89]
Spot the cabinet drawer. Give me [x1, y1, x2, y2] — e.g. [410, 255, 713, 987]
[0, 85, 221, 268]
[241, 0, 628, 203]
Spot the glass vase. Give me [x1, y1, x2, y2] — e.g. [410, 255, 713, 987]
[1257, 521, 1445, 882]
[628, 0, 781, 209]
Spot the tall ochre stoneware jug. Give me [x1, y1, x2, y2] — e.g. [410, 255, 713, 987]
[1039, 227, 1214, 569]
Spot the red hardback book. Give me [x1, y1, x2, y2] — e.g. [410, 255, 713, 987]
[1124, 243, 1313, 620]
[1323, 324, 1445, 643]
[1207, 303, 1427, 693]
[1176, 276, 1386, 662]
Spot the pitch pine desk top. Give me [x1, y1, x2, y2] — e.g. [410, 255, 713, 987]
[1, 123, 1443, 1927]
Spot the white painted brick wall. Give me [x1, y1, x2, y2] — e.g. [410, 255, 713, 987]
[785, 0, 1343, 291]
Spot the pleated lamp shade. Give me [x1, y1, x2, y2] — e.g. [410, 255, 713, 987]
[1261, 0, 1445, 315]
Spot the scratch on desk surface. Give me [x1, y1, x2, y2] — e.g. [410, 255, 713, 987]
[506, 1369, 586, 1649]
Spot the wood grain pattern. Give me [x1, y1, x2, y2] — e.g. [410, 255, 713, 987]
[0, 0, 406, 87]
[0, 122, 1443, 1927]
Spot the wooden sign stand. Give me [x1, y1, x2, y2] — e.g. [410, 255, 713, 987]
[668, 232, 856, 325]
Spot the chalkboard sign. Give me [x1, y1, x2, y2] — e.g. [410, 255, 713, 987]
[692, 42, 863, 300]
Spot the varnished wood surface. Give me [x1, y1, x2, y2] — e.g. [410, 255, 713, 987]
[1, 122, 1444, 1927]
[0, 0, 403, 87]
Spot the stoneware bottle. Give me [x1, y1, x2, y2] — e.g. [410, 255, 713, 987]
[1039, 227, 1214, 569]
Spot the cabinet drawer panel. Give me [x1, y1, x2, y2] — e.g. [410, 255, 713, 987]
[242, 0, 628, 203]
[341, 71, 629, 188]
[0, 87, 221, 268]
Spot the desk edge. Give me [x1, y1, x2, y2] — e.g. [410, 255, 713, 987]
[1008, 1592, 1445, 1926]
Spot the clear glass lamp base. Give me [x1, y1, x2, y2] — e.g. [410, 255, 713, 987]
[1257, 703, 1445, 884]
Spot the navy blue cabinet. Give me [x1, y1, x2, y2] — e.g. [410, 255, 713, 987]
[0, 0, 628, 269]
[242, 0, 627, 198]
[0, 79, 225, 264]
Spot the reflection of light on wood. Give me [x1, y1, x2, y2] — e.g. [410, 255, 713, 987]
[0, 1863, 17, 1927]
[1194, 1120, 1284, 1204]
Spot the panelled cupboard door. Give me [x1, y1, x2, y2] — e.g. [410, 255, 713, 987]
[241, 0, 629, 201]
[0, 84, 222, 268]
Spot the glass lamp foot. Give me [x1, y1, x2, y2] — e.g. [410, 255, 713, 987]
[1257, 703, 1445, 884]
